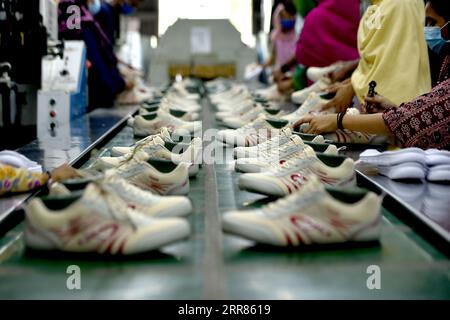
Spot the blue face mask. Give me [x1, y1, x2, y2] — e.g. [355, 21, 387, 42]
[424, 26, 449, 55]
[281, 19, 296, 31]
[121, 2, 135, 15]
[88, 0, 102, 16]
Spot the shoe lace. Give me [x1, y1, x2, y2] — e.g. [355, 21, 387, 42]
[92, 182, 139, 229]
[237, 117, 266, 132]
[258, 135, 303, 158]
[263, 184, 324, 217]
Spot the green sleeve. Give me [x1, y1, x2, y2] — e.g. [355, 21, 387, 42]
[292, 65, 308, 91]
[293, 0, 317, 18]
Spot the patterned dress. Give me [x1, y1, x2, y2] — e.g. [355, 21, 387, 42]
[0, 165, 48, 196]
[383, 56, 450, 150]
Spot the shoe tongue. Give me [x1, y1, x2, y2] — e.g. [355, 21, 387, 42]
[152, 136, 165, 146]
[281, 127, 292, 136]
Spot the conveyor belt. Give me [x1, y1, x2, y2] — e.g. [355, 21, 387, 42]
[0, 98, 449, 299]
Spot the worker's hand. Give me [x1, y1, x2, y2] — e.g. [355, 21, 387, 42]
[363, 94, 397, 113]
[295, 114, 338, 135]
[325, 81, 343, 94]
[328, 66, 350, 83]
[51, 164, 82, 182]
[321, 82, 354, 113]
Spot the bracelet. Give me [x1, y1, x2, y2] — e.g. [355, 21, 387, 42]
[337, 112, 346, 130]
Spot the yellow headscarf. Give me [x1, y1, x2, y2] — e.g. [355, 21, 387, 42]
[351, 0, 431, 105]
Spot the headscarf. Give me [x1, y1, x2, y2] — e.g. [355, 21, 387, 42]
[295, 0, 360, 68]
[351, 0, 432, 105]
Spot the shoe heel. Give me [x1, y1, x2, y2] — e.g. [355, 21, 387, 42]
[24, 223, 57, 250]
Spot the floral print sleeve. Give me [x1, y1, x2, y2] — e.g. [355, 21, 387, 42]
[382, 78, 450, 150]
[0, 165, 48, 196]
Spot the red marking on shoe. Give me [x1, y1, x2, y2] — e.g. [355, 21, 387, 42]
[286, 184, 292, 194]
[284, 232, 293, 246]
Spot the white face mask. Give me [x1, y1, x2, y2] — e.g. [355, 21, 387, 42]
[88, 0, 102, 16]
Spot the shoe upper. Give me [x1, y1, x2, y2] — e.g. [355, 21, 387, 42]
[223, 176, 381, 246]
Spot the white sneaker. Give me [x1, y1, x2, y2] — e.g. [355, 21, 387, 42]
[239, 154, 356, 197]
[233, 127, 294, 159]
[223, 175, 381, 246]
[162, 96, 202, 113]
[282, 93, 328, 124]
[51, 177, 193, 218]
[294, 132, 327, 144]
[170, 82, 201, 100]
[254, 84, 286, 102]
[291, 78, 331, 105]
[307, 63, 342, 83]
[24, 183, 191, 255]
[109, 154, 190, 195]
[92, 148, 197, 179]
[111, 134, 202, 163]
[234, 129, 329, 159]
[217, 116, 288, 147]
[235, 137, 311, 173]
[211, 85, 249, 104]
[95, 137, 201, 176]
[216, 100, 254, 119]
[111, 127, 174, 157]
[100, 176, 193, 217]
[222, 104, 279, 129]
[132, 109, 202, 138]
[235, 139, 339, 173]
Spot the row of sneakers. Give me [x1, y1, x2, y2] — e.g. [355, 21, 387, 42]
[23, 80, 206, 256]
[128, 80, 203, 139]
[89, 127, 202, 179]
[249, 63, 339, 104]
[209, 83, 383, 247]
[210, 81, 375, 147]
[234, 131, 357, 198]
[359, 148, 450, 182]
